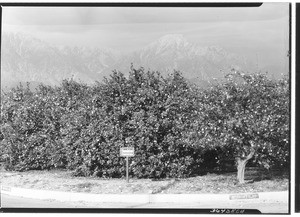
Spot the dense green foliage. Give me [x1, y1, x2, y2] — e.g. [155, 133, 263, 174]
[0, 67, 289, 179]
[197, 70, 289, 184]
[199, 71, 289, 169]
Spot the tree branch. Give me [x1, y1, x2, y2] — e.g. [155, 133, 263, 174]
[245, 148, 255, 161]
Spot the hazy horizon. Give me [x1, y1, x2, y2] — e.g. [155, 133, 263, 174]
[2, 3, 290, 77]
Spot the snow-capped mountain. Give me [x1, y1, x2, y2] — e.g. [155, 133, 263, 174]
[1, 33, 255, 89]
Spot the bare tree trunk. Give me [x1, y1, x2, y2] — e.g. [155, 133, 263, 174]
[236, 149, 255, 184]
[237, 159, 247, 184]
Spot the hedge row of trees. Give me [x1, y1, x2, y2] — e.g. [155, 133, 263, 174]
[0, 67, 289, 183]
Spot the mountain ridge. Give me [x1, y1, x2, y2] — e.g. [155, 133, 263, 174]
[1, 32, 255, 89]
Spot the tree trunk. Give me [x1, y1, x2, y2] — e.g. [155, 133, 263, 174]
[236, 149, 255, 184]
[237, 159, 248, 184]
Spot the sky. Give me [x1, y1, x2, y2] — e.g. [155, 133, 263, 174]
[2, 3, 290, 75]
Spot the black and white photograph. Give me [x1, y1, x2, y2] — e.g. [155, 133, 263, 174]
[0, 2, 290, 214]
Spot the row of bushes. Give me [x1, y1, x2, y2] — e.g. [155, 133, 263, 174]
[0, 67, 289, 179]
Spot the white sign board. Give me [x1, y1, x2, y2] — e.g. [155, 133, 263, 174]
[120, 147, 135, 157]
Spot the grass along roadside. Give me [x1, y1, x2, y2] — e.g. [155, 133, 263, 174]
[1, 168, 288, 194]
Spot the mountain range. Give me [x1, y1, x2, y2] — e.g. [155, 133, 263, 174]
[1, 32, 256, 89]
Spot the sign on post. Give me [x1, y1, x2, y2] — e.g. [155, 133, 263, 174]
[120, 147, 135, 157]
[120, 147, 134, 182]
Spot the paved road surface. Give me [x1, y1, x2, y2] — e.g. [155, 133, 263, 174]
[1, 194, 288, 213]
[1, 194, 80, 208]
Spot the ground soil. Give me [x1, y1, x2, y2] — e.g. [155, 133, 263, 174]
[0, 167, 289, 194]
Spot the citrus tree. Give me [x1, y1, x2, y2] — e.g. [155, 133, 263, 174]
[199, 71, 289, 183]
[83, 67, 204, 178]
[0, 83, 66, 170]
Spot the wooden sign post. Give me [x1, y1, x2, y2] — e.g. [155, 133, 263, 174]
[126, 156, 129, 182]
[120, 147, 134, 182]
